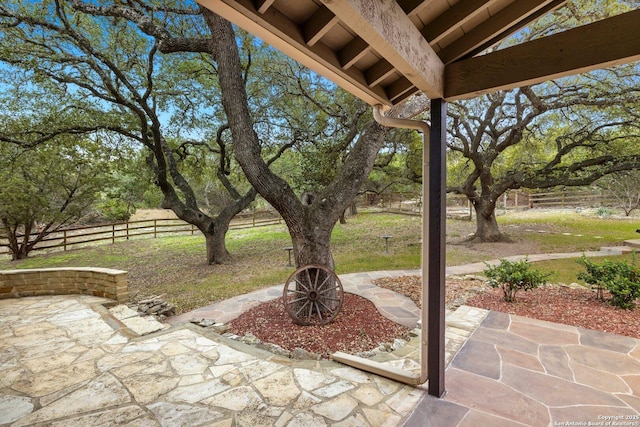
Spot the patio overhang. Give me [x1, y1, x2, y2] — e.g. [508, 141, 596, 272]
[196, 0, 640, 398]
[197, 0, 639, 105]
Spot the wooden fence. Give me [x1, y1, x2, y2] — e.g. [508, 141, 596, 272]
[0, 188, 617, 257]
[367, 188, 615, 217]
[0, 212, 283, 257]
[528, 189, 613, 208]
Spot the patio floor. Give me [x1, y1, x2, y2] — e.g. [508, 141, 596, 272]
[1, 266, 639, 426]
[403, 311, 640, 426]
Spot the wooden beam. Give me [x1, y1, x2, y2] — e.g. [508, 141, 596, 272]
[322, 0, 445, 99]
[391, 87, 421, 105]
[462, 0, 567, 60]
[438, 0, 559, 64]
[397, 0, 426, 17]
[386, 76, 415, 102]
[445, 10, 640, 100]
[256, 0, 275, 14]
[197, 0, 392, 106]
[304, 5, 340, 47]
[421, 0, 498, 44]
[365, 59, 395, 87]
[338, 36, 369, 69]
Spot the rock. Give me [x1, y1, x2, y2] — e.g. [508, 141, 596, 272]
[378, 343, 392, 352]
[190, 318, 216, 328]
[356, 350, 377, 358]
[292, 348, 320, 360]
[128, 295, 176, 320]
[210, 323, 230, 334]
[451, 297, 466, 308]
[391, 339, 407, 351]
[258, 343, 291, 357]
[242, 333, 261, 345]
[148, 304, 164, 314]
[222, 333, 241, 340]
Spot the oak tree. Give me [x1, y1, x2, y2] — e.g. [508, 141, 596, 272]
[0, 0, 258, 263]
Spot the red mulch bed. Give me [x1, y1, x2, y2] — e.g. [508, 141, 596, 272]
[466, 285, 640, 338]
[228, 293, 411, 359]
[228, 278, 640, 359]
[374, 276, 640, 339]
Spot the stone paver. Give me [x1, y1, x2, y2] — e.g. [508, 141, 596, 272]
[403, 311, 640, 426]
[0, 294, 486, 426]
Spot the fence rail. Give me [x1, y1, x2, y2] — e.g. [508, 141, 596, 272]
[0, 213, 283, 257]
[1, 188, 617, 257]
[528, 189, 613, 208]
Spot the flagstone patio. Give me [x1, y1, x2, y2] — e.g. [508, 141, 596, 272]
[404, 311, 640, 426]
[0, 293, 480, 426]
[1, 266, 639, 426]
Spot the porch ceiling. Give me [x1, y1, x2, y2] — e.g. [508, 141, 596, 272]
[197, 0, 640, 106]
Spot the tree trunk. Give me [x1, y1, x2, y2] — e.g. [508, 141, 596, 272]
[4, 221, 31, 260]
[473, 201, 502, 242]
[12, 247, 28, 260]
[288, 220, 339, 321]
[339, 210, 347, 224]
[289, 221, 334, 269]
[196, 203, 248, 265]
[157, 166, 256, 264]
[349, 202, 358, 216]
[203, 225, 230, 265]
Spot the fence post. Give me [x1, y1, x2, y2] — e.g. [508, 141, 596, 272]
[191, 224, 195, 235]
[64, 230, 67, 251]
[112, 224, 115, 244]
[126, 222, 129, 240]
[154, 219, 157, 238]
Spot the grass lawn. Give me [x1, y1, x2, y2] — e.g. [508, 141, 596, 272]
[532, 253, 639, 285]
[1, 209, 638, 313]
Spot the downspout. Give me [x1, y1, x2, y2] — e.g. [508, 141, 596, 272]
[332, 104, 430, 385]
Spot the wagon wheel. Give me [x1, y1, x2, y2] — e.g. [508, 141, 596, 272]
[283, 264, 344, 326]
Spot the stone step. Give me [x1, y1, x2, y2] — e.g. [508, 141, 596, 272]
[108, 304, 168, 336]
[601, 245, 636, 254]
[622, 239, 640, 249]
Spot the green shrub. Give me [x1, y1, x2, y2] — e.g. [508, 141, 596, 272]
[484, 258, 549, 302]
[595, 206, 611, 218]
[577, 254, 640, 309]
[98, 198, 135, 222]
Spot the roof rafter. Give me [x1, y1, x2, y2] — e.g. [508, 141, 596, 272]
[256, 0, 275, 15]
[438, 0, 565, 64]
[198, 0, 637, 107]
[421, 0, 499, 44]
[197, 0, 393, 105]
[338, 37, 369, 69]
[304, 5, 340, 47]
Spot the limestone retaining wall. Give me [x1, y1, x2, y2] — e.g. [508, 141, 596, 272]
[0, 267, 128, 302]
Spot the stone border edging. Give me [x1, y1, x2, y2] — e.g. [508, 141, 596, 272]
[0, 267, 128, 302]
